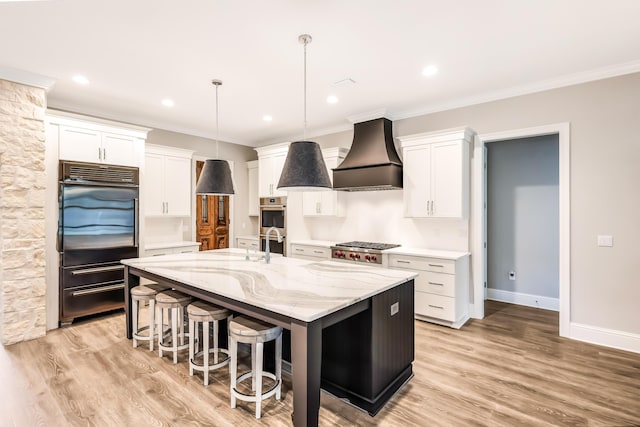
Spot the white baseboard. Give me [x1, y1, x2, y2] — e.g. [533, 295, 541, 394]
[487, 288, 559, 311]
[569, 322, 640, 354]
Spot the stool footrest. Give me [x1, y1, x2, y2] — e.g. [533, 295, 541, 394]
[190, 348, 230, 372]
[231, 371, 281, 402]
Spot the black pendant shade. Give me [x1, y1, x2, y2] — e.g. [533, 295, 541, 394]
[277, 141, 332, 191]
[195, 159, 235, 195]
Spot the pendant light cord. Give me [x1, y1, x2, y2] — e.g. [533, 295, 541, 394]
[303, 38, 307, 140]
[215, 82, 219, 159]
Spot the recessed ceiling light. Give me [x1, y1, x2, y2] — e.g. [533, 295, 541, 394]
[327, 95, 338, 104]
[263, 115, 273, 122]
[161, 99, 175, 107]
[422, 65, 438, 77]
[72, 75, 89, 85]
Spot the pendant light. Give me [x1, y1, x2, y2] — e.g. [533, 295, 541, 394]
[277, 34, 332, 191]
[195, 79, 235, 195]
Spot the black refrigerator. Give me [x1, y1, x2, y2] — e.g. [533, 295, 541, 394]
[58, 161, 139, 325]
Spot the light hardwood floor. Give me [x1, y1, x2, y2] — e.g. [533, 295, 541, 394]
[1, 301, 639, 426]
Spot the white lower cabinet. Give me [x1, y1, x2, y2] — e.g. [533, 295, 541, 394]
[388, 252, 470, 329]
[290, 243, 331, 261]
[236, 237, 259, 250]
[144, 243, 201, 257]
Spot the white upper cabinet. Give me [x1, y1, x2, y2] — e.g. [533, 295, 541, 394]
[255, 143, 289, 198]
[398, 127, 473, 219]
[302, 147, 348, 217]
[247, 160, 259, 216]
[50, 113, 148, 167]
[144, 145, 193, 217]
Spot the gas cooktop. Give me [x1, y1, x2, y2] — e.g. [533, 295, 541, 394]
[333, 241, 401, 251]
[331, 241, 401, 264]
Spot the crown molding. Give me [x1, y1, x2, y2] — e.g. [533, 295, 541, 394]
[0, 65, 56, 90]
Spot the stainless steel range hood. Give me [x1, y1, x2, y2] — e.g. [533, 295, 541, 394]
[333, 117, 402, 191]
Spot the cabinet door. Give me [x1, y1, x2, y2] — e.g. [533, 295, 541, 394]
[164, 156, 191, 216]
[271, 152, 287, 197]
[59, 126, 101, 163]
[101, 133, 138, 167]
[431, 141, 462, 218]
[144, 153, 165, 216]
[302, 192, 322, 216]
[248, 164, 259, 216]
[258, 157, 272, 197]
[403, 145, 431, 217]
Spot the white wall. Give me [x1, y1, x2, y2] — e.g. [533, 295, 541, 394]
[487, 135, 559, 299]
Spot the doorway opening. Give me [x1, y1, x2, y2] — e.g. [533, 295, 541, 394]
[486, 135, 559, 311]
[196, 160, 230, 250]
[472, 123, 570, 337]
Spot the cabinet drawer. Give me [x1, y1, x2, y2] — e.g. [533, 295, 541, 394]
[388, 255, 455, 274]
[237, 239, 259, 249]
[415, 292, 456, 321]
[415, 271, 455, 297]
[290, 245, 330, 259]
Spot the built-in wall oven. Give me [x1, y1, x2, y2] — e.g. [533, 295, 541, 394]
[58, 161, 139, 325]
[259, 197, 286, 256]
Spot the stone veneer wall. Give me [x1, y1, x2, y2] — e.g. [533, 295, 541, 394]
[0, 79, 47, 345]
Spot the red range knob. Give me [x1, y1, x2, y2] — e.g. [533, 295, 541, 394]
[365, 255, 370, 260]
[334, 252, 339, 257]
[349, 253, 354, 258]
[355, 254, 361, 259]
[370, 255, 377, 261]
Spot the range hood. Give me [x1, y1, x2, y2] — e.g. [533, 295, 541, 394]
[333, 117, 402, 191]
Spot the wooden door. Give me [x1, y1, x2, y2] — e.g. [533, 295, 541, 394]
[196, 161, 230, 251]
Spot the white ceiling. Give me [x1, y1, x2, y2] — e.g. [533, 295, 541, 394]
[2, 0, 640, 147]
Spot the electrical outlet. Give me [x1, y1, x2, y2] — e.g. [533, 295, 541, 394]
[508, 271, 516, 281]
[597, 235, 613, 247]
[390, 302, 399, 316]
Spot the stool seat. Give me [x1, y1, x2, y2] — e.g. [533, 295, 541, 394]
[229, 316, 282, 419]
[229, 316, 283, 343]
[187, 301, 233, 386]
[131, 283, 169, 298]
[131, 284, 170, 351]
[156, 289, 192, 305]
[187, 300, 230, 321]
[156, 290, 192, 363]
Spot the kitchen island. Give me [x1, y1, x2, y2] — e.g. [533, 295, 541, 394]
[121, 249, 417, 427]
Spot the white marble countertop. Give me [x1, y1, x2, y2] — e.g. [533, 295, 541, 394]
[289, 239, 337, 248]
[236, 235, 259, 241]
[122, 248, 417, 323]
[145, 241, 201, 250]
[384, 246, 470, 260]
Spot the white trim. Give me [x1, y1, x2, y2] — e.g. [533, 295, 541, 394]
[47, 109, 151, 138]
[0, 65, 56, 90]
[392, 59, 640, 122]
[487, 289, 559, 312]
[472, 123, 570, 339]
[569, 323, 640, 354]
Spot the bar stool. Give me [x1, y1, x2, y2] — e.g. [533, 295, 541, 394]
[187, 301, 233, 386]
[229, 316, 282, 419]
[156, 290, 192, 363]
[131, 283, 169, 351]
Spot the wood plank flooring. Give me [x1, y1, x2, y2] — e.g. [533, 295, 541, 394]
[1, 301, 639, 426]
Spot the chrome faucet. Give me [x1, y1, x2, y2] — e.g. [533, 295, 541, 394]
[264, 226, 282, 264]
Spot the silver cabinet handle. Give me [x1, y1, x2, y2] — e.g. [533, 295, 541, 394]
[428, 304, 444, 310]
[428, 263, 444, 268]
[396, 260, 411, 264]
[428, 281, 444, 286]
[431, 200, 434, 215]
[133, 198, 139, 247]
[71, 265, 125, 275]
[72, 283, 125, 297]
[98, 147, 102, 161]
[165, 201, 168, 214]
[295, 248, 304, 252]
[102, 148, 106, 161]
[313, 250, 324, 254]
